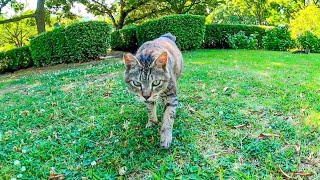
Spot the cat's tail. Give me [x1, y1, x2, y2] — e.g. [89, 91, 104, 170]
[161, 33, 176, 42]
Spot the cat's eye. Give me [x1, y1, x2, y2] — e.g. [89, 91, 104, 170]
[152, 80, 161, 86]
[131, 81, 141, 87]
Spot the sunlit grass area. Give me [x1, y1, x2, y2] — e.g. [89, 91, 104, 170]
[0, 49, 319, 179]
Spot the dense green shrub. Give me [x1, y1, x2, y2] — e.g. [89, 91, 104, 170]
[227, 31, 257, 49]
[0, 46, 33, 73]
[263, 26, 296, 51]
[64, 21, 112, 62]
[30, 27, 66, 66]
[297, 31, 320, 53]
[204, 24, 269, 49]
[30, 21, 112, 66]
[0, 52, 8, 73]
[111, 27, 138, 52]
[137, 14, 205, 51]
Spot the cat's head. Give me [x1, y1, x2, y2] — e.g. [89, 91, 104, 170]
[123, 52, 170, 102]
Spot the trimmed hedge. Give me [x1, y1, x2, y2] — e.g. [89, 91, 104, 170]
[203, 24, 270, 49]
[137, 14, 205, 51]
[263, 26, 296, 51]
[297, 31, 320, 53]
[64, 21, 112, 62]
[30, 21, 112, 67]
[111, 27, 138, 52]
[0, 46, 33, 73]
[30, 27, 66, 66]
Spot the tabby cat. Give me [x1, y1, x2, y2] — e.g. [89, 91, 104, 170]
[123, 33, 183, 148]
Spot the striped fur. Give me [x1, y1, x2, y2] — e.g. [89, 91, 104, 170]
[123, 33, 183, 148]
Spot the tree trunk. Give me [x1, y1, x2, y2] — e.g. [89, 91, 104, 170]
[0, 0, 46, 34]
[117, 13, 126, 30]
[35, 0, 46, 34]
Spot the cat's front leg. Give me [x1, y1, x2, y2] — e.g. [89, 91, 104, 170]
[145, 101, 158, 128]
[160, 95, 178, 148]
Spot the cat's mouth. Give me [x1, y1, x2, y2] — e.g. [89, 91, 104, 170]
[136, 94, 158, 103]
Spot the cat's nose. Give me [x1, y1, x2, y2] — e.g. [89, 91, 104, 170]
[143, 95, 150, 100]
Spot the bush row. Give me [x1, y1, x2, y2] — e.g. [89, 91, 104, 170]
[297, 31, 320, 53]
[137, 15, 205, 51]
[263, 26, 296, 51]
[203, 24, 269, 49]
[111, 15, 205, 51]
[112, 16, 320, 52]
[30, 21, 112, 66]
[0, 46, 33, 73]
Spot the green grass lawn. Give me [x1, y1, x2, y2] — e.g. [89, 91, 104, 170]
[0, 49, 319, 179]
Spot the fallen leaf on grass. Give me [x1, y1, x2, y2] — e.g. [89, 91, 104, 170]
[292, 172, 313, 176]
[151, 136, 155, 144]
[248, 109, 262, 115]
[258, 133, 280, 139]
[104, 91, 112, 97]
[223, 87, 229, 92]
[119, 105, 125, 114]
[295, 145, 301, 156]
[283, 116, 293, 120]
[109, 131, 113, 138]
[279, 165, 292, 179]
[54, 132, 59, 140]
[49, 167, 65, 180]
[274, 112, 283, 116]
[211, 89, 217, 93]
[189, 107, 196, 114]
[233, 123, 248, 129]
[13, 145, 22, 152]
[20, 110, 30, 117]
[300, 108, 306, 114]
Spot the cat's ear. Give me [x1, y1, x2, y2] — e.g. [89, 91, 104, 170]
[123, 53, 140, 68]
[152, 52, 168, 69]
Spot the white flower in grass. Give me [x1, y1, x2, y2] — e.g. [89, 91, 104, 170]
[10, 178, 17, 180]
[91, 161, 97, 166]
[17, 174, 22, 178]
[5, 130, 13, 137]
[21, 166, 26, 172]
[123, 121, 130, 130]
[119, 166, 127, 176]
[14, 160, 20, 166]
[21, 149, 27, 154]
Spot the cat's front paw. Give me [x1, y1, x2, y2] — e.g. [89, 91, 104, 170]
[160, 130, 172, 149]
